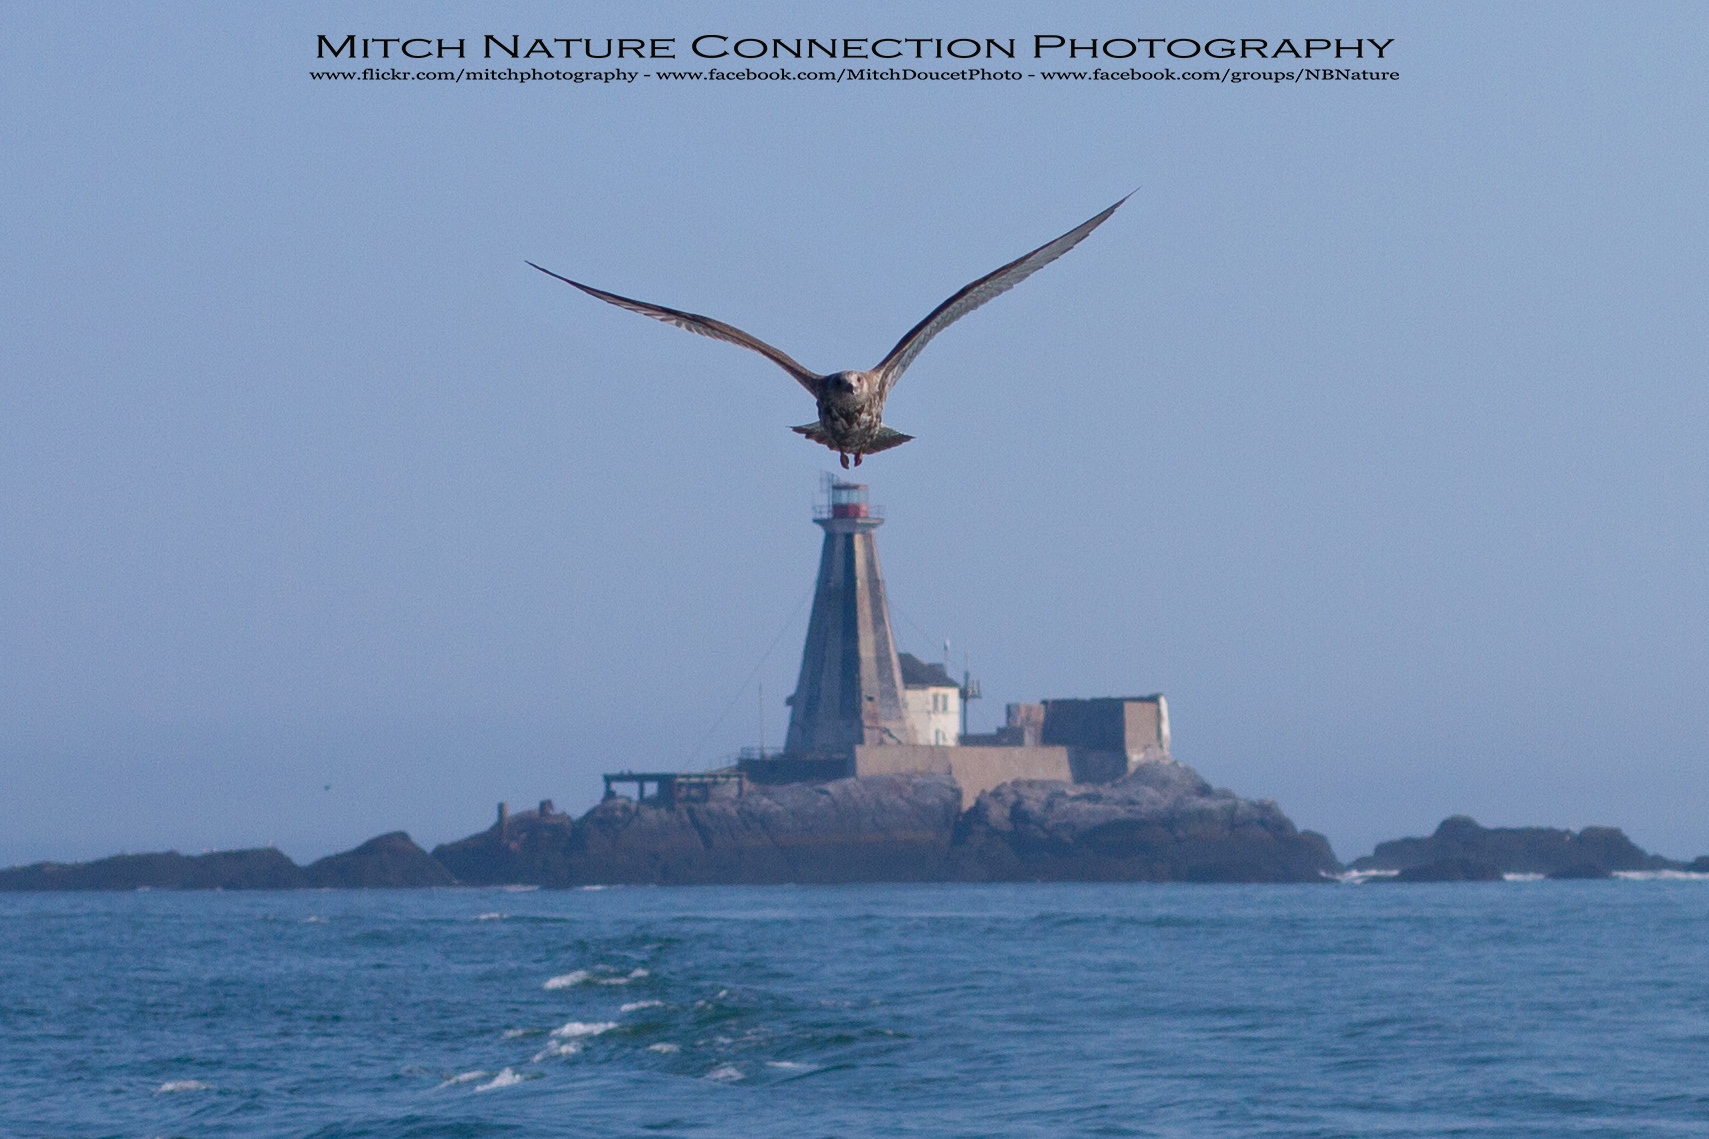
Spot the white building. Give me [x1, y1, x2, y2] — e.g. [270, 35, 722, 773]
[899, 653, 961, 746]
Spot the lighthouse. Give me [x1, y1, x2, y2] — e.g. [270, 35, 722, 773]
[782, 480, 915, 758]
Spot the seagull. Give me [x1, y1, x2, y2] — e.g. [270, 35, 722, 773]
[528, 193, 1130, 468]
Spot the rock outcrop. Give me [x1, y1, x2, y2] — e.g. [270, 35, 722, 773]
[0, 847, 303, 891]
[1387, 857, 1503, 882]
[2, 763, 1342, 888]
[947, 762, 1340, 883]
[432, 804, 576, 885]
[0, 832, 447, 890]
[302, 832, 453, 888]
[435, 775, 963, 886]
[1349, 815, 1681, 877]
[429, 764, 1339, 886]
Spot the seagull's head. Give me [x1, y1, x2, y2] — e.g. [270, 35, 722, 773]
[826, 371, 872, 408]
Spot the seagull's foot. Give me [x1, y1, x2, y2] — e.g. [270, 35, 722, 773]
[839, 453, 850, 469]
[853, 453, 863, 466]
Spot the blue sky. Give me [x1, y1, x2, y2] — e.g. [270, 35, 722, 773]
[2, 1, 1705, 865]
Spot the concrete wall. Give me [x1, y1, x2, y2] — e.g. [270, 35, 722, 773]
[1042, 697, 1169, 767]
[741, 756, 854, 785]
[853, 744, 1072, 808]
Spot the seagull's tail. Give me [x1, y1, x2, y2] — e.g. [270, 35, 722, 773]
[791, 423, 836, 445]
[790, 424, 915, 456]
[862, 427, 914, 455]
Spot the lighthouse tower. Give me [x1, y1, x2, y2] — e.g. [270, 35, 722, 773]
[783, 480, 915, 758]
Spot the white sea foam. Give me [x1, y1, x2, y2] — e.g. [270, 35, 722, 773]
[1615, 869, 1709, 880]
[155, 1079, 211, 1093]
[1504, 872, 1545, 881]
[550, 1020, 617, 1039]
[502, 1028, 537, 1038]
[532, 1040, 581, 1061]
[543, 970, 589, 989]
[476, 912, 506, 920]
[621, 999, 664, 1012]
[648, 1042, 681, 1053]
[500, 884, 539, 892]
[300, 916, 327, 923]
[474, 1068, 526, 1091]
[437, 1070, 489, 1088]
[704, 1064, 744, 1082]
[1334, 869, 1399, 883]
[765, 1060, 814, 1070]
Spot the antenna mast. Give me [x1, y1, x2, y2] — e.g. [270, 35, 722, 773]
[959, 651, 981, 740]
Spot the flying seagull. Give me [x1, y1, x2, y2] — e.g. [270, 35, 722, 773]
[528, 193, 1130, 467]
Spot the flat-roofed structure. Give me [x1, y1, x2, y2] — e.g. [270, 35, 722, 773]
[899, 652, 961, 747]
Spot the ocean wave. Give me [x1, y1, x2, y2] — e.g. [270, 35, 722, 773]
[597, 967, 650, 986]
[550, 1020, 617, 1039]
[474, 1067, 528, 1091]
[648, 1042, 681, 1053]
[502, 1027, 539, 1038]
[704, 1063, 744, 1081]
[476, 912, 506, 921]
[532, 1041, 581, 1061]
[500, 884, 539, 892]
[1504, 872, 1545, 881]
[1614, 869, 1709, 880]
[436, 1070, 489, 1088]
[155, 1079, 210, 1093]
[1334, 870, 1399, 882]
[543, 970, 589, 989]
[621, 999, 665, 1013]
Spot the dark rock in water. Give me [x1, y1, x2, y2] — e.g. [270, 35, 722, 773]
[4, 764, 1337, 889]
[1349, 815, 1681, 876]
[947, 762, 1340, 883]
[1692, 856, 1709, 874]
[1386, 858, 1503, 882]
[0, 833, 451, 891]
[434, 778, 956, 887]
[428, 764, 1336, 886]
[432, 803, 576, 885]
[564, 774, 960, 886]
[1547, 862, 1614, 880]
[0, 847, 302, 891]
[304, 832, 453, 888]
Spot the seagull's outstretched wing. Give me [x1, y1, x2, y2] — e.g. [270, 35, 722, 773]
[527, 262, 823, 394]
[871, 192, 1132, 395]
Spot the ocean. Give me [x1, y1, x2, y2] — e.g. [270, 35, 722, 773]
[3, 880, 1706, 1138]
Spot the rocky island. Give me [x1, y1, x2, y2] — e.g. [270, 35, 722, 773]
[0, 831, 453, 891]
[1350, 814, 1695, 879]
[435, 760, 1339, 886]
[2, 760, 1342, 888]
